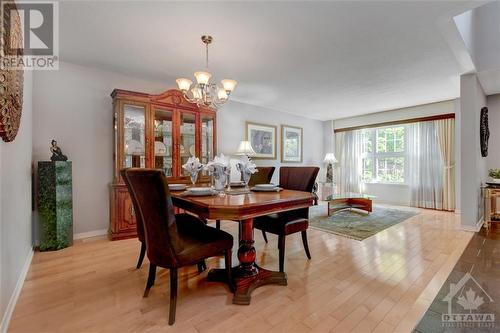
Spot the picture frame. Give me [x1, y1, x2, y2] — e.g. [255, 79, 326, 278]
[246, 122, 277, 159]
[281, 125, 303, 163]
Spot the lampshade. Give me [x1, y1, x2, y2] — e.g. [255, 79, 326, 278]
[235, 140, 256, 156]
[194, 71, 211, 85]
[217, 88, 228, 100]
[191, 87, 202, 99]
[324, 153, 337, 163]
[176, 78, 192, 91]
[221, 79, 237, 92]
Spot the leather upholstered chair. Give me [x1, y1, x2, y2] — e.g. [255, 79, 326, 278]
[248, 166, 276, 187]
[253, 166, 320, 272]
[124, 168, 234, 325]
[120, 169, 147, 269]
[122, 168, 207, 273]
[215, 166, 275, 230]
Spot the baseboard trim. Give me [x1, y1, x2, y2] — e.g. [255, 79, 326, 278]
[73, 228, 108, 240]
[0, 248, 34, 333]
[461, 217, 484, 232]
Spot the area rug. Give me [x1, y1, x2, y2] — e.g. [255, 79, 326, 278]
[309, 205, 419, 241]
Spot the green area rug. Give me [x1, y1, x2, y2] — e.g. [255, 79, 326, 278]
[309, 205, 419, 241]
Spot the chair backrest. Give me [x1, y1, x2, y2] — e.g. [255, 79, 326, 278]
[279, 167, 320, 192]
[249, 166, 276, 187]
[120, 168, 145, 244]
[124, 168, 179, 267]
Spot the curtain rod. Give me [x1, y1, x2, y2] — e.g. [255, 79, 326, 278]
[333, 113, 455, 133]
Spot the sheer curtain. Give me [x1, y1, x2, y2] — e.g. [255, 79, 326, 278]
[408, 121, 444, 209]
[436, 119, 455, 211]
[335, 130, 363, 194]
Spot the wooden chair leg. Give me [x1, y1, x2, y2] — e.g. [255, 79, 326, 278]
[301, 230, 312, 260]
[216, 220, 220, 230]
[224, 249, 234, 292]
[136, 242, 146, 269]
[197, 260, 207, 273]
[261, 230, 268, 243]
[168, 268, 178, 325]
[278, 235, 286, 272]
[143, 263, 157, 297]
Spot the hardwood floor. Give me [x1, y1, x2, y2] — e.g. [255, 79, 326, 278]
[414, 223, 500, 332]
[9, 205, 473, 332]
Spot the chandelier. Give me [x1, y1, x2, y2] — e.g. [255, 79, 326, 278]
[176, 35, 237, 109]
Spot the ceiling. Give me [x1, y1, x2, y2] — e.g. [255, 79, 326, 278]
[59, 1, 478, 121]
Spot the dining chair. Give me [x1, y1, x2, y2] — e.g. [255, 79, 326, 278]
[122, 169, 207, 273]
[215, 167, 276, 230]
[120, 169, 147, 269]
[253, 166, 320, 272]
[124, 168, 234, 325]
[248, 166, 276, 187]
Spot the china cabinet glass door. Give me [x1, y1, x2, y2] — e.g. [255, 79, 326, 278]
[201, 114, 215, 165]
[153, 108, 174, 176]
[180, 112, 196, 176]
[123, 104, 146, 168]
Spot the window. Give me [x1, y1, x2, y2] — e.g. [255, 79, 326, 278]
[361, 126, 407, 183]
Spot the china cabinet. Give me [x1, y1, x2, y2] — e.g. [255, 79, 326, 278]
[109, 89, 216, 240]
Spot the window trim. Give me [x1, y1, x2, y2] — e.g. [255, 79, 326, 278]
[361, 125, 408, 185]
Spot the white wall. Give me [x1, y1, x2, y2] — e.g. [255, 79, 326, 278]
[455, 2, 500, 74]
[33, 61, 325, 235]
[460, 73, 487, 230]
[487, 93, 500, 212]
[0, 71, 34, 332]
[454, 2, 500, 95]
[217, 101, 324, 184]
[487, 94, 500, 171]
[333, 100, 456, 129]
[332, 100, 458, 206]
[32, 62, 168, 235]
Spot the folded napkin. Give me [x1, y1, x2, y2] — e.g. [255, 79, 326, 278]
[236, 155, 258, 174]
[182, 157, 204, 174]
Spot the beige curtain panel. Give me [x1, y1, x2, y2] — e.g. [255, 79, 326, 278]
[436, 118, 455, 211]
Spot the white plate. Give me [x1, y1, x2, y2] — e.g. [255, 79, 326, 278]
[254, 183, 276, 189]
[251, 186, 281, 192]
[168, 184, 186, 191]
[186, 188, 216, 196]
[188, 187, 211, 193]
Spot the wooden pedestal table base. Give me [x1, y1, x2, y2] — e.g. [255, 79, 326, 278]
[170, 189, 314, 305]
[207, 218, 287, 305]
[207, 264, 287, 305]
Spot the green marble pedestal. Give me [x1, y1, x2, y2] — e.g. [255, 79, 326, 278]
[38, 161, 73, 251]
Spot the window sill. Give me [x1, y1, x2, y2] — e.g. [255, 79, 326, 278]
[362, 182, 409, 187]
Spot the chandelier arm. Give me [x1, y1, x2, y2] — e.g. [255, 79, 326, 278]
[180, 90, 199, 104]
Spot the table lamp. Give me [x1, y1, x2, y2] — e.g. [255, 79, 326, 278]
[235, 140, 256, 156]
[324, 153, 337, 183]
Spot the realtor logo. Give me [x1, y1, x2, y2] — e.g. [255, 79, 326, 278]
[442, 272, 495, 329]
[1, 1, 59, 70]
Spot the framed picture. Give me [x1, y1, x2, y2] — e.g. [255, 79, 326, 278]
[281, 125, 303, 163]
[246, 122, 277, 159]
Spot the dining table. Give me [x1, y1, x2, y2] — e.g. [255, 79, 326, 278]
[170, 188, 315, 305]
